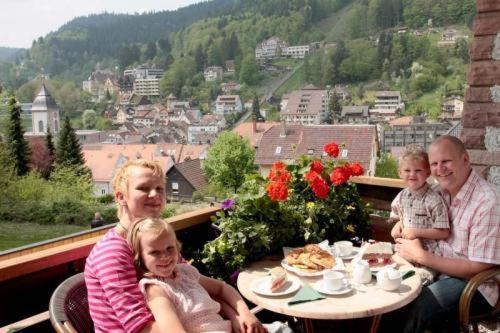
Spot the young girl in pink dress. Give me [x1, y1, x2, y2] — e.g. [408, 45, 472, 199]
[129, 217, 292, 333]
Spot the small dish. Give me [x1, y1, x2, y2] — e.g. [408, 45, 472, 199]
[370, 262, 397, 273]
[333, 247, 360, 260]
[251, 275, 301, 296]
[312, 280, 353, 295]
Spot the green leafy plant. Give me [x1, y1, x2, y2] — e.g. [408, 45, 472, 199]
[202, 141, 370, 280]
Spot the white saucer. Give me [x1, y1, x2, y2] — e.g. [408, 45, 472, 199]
[312, 280, 353, 295]
[333, 247, 360, 260]
[251, 275, 301, 297]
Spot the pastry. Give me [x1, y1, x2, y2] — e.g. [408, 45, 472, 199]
[285, 244, 335, 272]
[269, 267, 287, 292]
[360, 242, 394, 267]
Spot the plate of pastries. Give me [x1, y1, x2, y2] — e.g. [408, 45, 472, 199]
[281, 244, 339, 276]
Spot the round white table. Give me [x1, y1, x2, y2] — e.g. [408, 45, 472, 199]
[237, 255, 422, 333]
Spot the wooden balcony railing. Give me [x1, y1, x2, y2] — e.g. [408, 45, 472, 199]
[0, 177, 402, 332]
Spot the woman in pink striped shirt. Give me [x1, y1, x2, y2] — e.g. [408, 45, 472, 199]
[85, 159, 166, 333]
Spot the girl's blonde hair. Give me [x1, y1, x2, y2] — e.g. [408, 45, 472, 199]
[127, 217, 181, 277]
[112, 159, 165, 218]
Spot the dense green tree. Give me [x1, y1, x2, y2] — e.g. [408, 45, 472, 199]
[329, 93, 342, 124]
[193, 44, 207, 72]
[159, 57, 197, 97]
[56, 116, 85, 168]
[82, 109, 97, 129]
[5, 97, 31, 176]
[239, 55, 259, 85]
[455, 38, 470, 63]
[252, 93, 261, 120]
[43, 127, 56, 178]
[203, 131, 257, 192]
[143, 41, 157, 61]
[375, 153, 399, 179]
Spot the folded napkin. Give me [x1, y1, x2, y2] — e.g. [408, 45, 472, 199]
[287, 283, 325, 305]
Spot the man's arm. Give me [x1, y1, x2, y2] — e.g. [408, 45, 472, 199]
[401, 227, 449, 240]
[395, 238, 495, 279]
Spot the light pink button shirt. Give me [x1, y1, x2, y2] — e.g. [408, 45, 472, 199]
[437, 170, 500, 306]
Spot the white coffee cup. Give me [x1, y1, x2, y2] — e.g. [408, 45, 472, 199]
[334, 241, 353, 257]
[322, 271, 344, 291]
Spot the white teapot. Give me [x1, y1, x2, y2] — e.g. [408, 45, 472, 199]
[376, 267, 402, 291]
[352, 259, 372, 284]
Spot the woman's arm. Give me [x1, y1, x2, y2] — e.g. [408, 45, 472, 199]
[200, 276, 266, 333]
[145, 284, 187, 333]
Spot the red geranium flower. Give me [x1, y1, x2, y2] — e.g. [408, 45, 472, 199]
[305, 170, 319, 183]
[310, 177, 330, 199]
[330, 167, 350, 185]
[324, 142, 340, 158]
[266, 181, 289, 201]
[272, 161, 286, 170]
[310, 160, 324, 173]
[268, 168, 291, 183]
[349, 162, 364, 176]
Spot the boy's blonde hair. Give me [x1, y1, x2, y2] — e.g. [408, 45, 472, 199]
[399, 145, 429, 169]
[112, 159, 165, 218]
[127, 217, 181, 277]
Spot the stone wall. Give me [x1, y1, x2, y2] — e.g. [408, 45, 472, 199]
[462, 0, 500, 188]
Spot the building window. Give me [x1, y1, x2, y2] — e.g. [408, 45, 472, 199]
[38, 120, 44, 133]
[341, 149, 348, 158]
[307, 149, 314, 155]
[172, 182, 179, 194]
[101, 189, 106, 194]
[275, 146, 282, 154]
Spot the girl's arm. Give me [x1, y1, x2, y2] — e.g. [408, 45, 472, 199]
[145, 284, 187, 333]
[200, 276, 266, 333]
[401, 227, 450, 240]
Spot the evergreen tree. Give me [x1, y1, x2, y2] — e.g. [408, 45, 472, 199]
[328, 93, 342, 124]
[194, 44, 207, 72]
[56, 116, 85, 168]
[252, 93, 261, 120]
[5, 97, 30, 176]
[45, 126, 55, 157]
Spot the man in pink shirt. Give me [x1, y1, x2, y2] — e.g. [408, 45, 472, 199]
[382, 136, 499, 332]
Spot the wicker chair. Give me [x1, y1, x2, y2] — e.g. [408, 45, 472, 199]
[459, 266, 500, 333]
[49, 272, 94, 333]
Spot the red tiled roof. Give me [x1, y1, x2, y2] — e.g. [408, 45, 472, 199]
[388, 116, 413, 126]
[172, 158, 208, 191]
[232, 121, 279, 147]
[255, 124, 377, 173]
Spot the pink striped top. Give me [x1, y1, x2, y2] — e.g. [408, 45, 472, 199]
[85, 229, 154, 333]
[437, 170, 500, 306]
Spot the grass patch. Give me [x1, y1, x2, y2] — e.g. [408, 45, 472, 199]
[274, 66, 305, 97]
[0, 222, 87, 251]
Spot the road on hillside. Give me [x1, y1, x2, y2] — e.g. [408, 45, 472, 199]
[232, 62, 304, 127]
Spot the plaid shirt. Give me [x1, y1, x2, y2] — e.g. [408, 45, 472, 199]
[391, 183, 450, 254]
[437, 170, 500, 306]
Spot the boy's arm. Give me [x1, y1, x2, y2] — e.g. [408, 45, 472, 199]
[145, 284, 187, 333]
[401, 227, 449, 240]
[390, 221, 403, 239]
[200, 276, 266, 333]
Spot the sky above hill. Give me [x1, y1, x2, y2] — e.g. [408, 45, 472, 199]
[0, 0, 202, 49]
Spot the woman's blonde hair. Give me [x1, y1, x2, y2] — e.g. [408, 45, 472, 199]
[127, 217, 181, 277]
[112, 159, 165, 218]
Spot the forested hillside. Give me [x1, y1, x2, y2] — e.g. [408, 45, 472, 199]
[0, 0, 475, 93]
[0, 47, 23, 62]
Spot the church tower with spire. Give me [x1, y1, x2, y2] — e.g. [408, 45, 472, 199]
[31, 82, 60, 136]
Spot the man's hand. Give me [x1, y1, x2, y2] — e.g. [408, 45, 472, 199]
[390, 221, 402, 239]
[394, 238, 427, 265]
[401, 227, 418, 240]
[232, 311, 267, 333]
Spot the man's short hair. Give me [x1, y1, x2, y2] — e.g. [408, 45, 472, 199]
[399, 144, 429, 168]
[430, 135, 467, 155]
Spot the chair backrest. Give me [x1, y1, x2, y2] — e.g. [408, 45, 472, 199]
[49, 272, 94, 333]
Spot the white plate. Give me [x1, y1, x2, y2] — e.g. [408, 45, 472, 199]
[332, 247, 360, 260]
[281, 258, 345, 277]
[251, 275, 301, 296]
[313, 280, 353, 295]
[370, 262, 398, 272]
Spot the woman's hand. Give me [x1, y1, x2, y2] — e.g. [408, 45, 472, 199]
[233, 311, 267, 333]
